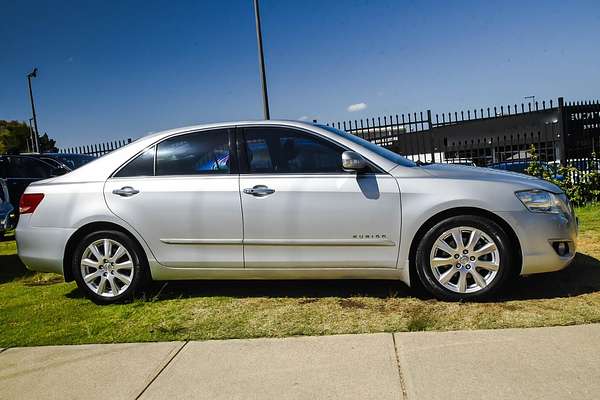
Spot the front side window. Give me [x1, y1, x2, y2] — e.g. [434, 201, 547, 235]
[243, 127, 345, 174]
[318, 125, 416, 167]
[156, 129, 230, 176]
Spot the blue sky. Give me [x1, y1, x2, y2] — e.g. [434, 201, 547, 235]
[2, 0, 600, 148]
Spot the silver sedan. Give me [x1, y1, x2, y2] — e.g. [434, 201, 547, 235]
[16, 121, 577, 304]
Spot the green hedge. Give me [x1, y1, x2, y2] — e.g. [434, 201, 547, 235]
[525, 145, 600, 206]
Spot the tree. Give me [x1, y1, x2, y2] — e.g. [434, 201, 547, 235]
[38, 132, 58, 152]
[0, 120, 58, 153]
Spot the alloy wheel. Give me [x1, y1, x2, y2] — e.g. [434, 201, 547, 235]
[429, 226, 500, 294]
[80, 238, 134, 297]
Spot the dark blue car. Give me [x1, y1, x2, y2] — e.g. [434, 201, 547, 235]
[0, 178, 15, 238]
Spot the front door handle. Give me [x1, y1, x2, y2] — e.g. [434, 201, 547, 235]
[243, 185, 275, 197]
[112, 186, 140, 197]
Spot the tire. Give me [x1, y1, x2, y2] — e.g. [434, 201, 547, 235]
[415, 215, 515, 301]
[72, 230, 148, 304]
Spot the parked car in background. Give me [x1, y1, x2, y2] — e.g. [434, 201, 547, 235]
[0, 155, 68, 212]
[444, 158, 477, 167]
[16, 121, 577, 304]
[0, 179, 16, 238]
[489, 160, 564, 181]
[42, 153, 96, 170]
[22, 153, 96, 171]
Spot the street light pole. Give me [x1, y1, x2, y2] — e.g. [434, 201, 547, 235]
[28, 118, 35, 153]
[27, 68, 41, 153]
[253, 0, 270, 120]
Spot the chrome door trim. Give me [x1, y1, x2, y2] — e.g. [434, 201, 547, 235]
[244, 238, 396, 246]
[160, 238, 243, 245]
[160, 238, 395, 246]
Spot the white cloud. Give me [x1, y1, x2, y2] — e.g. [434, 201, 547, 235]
[347, 102, 367, 112]
[298, 115, 309, 121]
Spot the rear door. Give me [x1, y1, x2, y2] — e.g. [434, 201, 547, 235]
[104, 128, 243, 268]
[238, 126, 401, 269]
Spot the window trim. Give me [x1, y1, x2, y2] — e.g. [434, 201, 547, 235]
[237, 125, 386, 175]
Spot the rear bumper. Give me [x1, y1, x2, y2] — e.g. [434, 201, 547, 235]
[16, 215, 73, 275]
[498, 209, 577, 275]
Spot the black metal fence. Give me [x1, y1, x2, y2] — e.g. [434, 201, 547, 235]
[321, 97, 599, 176]
[59, 138, 133, 157]
[59, 96, 599, 177]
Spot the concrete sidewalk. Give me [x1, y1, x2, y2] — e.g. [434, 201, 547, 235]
[1, 324, 599, 400]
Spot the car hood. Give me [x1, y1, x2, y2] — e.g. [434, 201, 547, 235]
[417, 163, 562, 193]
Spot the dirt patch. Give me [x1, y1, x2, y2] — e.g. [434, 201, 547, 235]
[338, 298, 367, 309]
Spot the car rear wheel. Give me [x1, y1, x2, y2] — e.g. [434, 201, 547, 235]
[415, 215, 515, 301]
[72, 230, 148, 304]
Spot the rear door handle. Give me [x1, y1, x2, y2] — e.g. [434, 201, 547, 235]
[112, 186, 140, 197]
[243, 185, 275, 197]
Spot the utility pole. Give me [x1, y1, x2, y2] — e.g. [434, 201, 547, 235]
[27, 68, 41, 153]
[253, 0, 270, 120]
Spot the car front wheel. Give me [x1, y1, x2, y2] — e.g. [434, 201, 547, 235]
[72, 230, 148, 304]
[415, 215, 515, 301]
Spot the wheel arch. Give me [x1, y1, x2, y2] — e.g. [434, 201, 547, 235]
[63, 221, 148, 282]
[408, 207, 522, 287]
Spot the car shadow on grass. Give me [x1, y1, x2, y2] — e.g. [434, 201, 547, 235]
[0, 254, 34, 284]
[123, 252, 600, 303]
[143, 278, 412, 301]
[22, 251, 597, 302]
[500, 252, 600, 301]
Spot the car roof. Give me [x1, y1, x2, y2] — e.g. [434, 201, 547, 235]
[139, 120, 318, 139]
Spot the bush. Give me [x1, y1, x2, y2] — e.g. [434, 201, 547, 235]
[525, 145, 600, 206]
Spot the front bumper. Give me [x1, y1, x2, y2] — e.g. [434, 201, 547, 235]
[16, 215, 74, 275]
[498, 209, 577, 275]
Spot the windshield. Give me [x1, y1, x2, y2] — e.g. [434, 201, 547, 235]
[318, 125, 416, 167]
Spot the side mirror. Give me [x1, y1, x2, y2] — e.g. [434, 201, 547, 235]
[342, 151, 367, 172]
[51, 166, 69, 176]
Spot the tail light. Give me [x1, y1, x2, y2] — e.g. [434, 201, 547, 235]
[19, 193, 45, 214]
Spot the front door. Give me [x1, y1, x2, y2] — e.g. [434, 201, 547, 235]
[238, 126, 401, 269]
[104, 128, 243, 268]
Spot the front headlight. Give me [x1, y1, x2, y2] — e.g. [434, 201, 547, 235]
[515, 190, 570, 214]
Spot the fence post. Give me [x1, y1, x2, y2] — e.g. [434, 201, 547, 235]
[557, 97, 567, 166]
[427, 110, 435, 162]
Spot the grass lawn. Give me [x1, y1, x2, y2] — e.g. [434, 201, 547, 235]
[1, 205, 600, 347]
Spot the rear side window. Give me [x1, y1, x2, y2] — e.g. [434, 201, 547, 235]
[115, 147, 155, 177]
[243, 127, 345, 174]
[156, 129, 230, 176]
